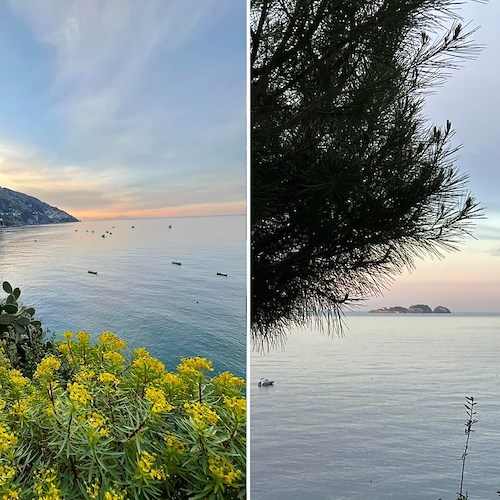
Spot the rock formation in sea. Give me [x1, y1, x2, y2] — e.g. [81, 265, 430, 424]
[369, 304, 451, 314]
[0, 187, 79, 227]
[407, 304, 433, 313]
[433, 306, 451, 313]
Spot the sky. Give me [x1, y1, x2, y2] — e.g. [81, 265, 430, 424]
[0, 0, 246, 220]
[364, 1, 500, 313]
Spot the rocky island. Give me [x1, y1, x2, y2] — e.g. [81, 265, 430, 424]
[0, 187, 78, 227]
[369, 304, 451, 314]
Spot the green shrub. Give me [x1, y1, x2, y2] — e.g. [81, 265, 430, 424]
[0, 282, 55, 377]
[0, 331, 246, 499]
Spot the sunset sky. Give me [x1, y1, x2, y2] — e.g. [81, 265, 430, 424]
[0, 0, 245, 220]
[365, 1, 500, 313]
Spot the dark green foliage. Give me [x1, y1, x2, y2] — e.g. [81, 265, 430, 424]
[251, 0, 484, 343]
[0, 281, 55, 376]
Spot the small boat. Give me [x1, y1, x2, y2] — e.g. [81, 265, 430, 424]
[216, 272, 228, 277]
[258, 378, 274, 387]
[88, 270, 98, 275]
[172, 261, 182, 266]
[132, 226, 135, 228]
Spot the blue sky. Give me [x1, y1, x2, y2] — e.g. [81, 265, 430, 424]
[365, 1, 500, 312]
[0, 0, 246, 219]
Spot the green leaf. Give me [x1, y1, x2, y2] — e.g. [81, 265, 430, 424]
[12, 287, 20, 300]
[25, 307, 36, 316]
[13, 323, 24, 335]
[2, 304, 18, 314]
[2, 282, 12, 294]
[16, 316, 30, 326]
[0, 314, 15, 325]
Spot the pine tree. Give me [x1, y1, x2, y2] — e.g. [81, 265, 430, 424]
[251, 0, 484, 343]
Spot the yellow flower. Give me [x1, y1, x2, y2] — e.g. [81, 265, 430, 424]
[98, 331, 127, 351]
[0, 426, 18, 454]
[133, 349, 165, 376]
[184, 402, 219, 427]
[88, 412, 109, 437]
[86, 480, 100, 500]
[0, 464, 15, 484]
[88, 412, 106, 428]
[164, 431, 186, 455]
[34, 468, 61, 500]
[57, 343, 70, 355]
[75, 368, 95, 383]
[67, 382, 91, 406]
[36, 483, 61, 500]
[34, 356, 61, 379]
[103, 487, 126, 500]
[224, 396, 246, 415]
[8, 369, 29, 389]
[61, 331, 73, 340]
[145, 387, 172, 414]
[1, 489, 19, 499]
[162, 373, 187, 389]
[212, 371, 246, 390]
[98, 372, 119, 385]
[137, 450, 167, 481]
[76, 331, 91, 343]
[9, 399, 29, 419]
[103, 351, 124, 365]
[208, 455, 242, 486]
[177, 356, 213, 377]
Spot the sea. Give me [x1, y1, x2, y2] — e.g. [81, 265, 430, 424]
[0, 215, 246, 378]
[251, 313, 500, 499]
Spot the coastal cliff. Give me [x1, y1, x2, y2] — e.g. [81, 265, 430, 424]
[0, 187, 78, 227]
[369, 304, 451, 314]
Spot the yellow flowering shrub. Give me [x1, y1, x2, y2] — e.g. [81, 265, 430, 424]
[177, 356, 214, 377]
[33, 356, 60, 380]
[0, 331, 245, 499]
[208, 455, 243, 486]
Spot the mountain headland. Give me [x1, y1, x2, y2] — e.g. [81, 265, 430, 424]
[0, 187, 78, 227]
[369, 304, 451, 314]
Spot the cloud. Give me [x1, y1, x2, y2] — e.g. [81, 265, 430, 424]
[1, 1, 245, 218]
[6, 0, 228, 165]
[0, 142, 244, 219]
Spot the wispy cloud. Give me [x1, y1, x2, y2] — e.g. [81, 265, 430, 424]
[7, 1, 213, 143]
[0, 142, 244, 219]
[2, 0, 245, 217]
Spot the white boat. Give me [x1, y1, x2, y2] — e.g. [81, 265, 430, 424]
[258, 378, 274, 387]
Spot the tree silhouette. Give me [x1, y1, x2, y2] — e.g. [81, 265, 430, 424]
[251, 0, 484, 344]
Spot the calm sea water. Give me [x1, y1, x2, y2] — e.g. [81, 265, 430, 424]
[251, 313, 500, 499]
[0, 215, 246, 377]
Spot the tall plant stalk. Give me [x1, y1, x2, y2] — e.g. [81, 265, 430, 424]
[458, 396, 477, 500]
